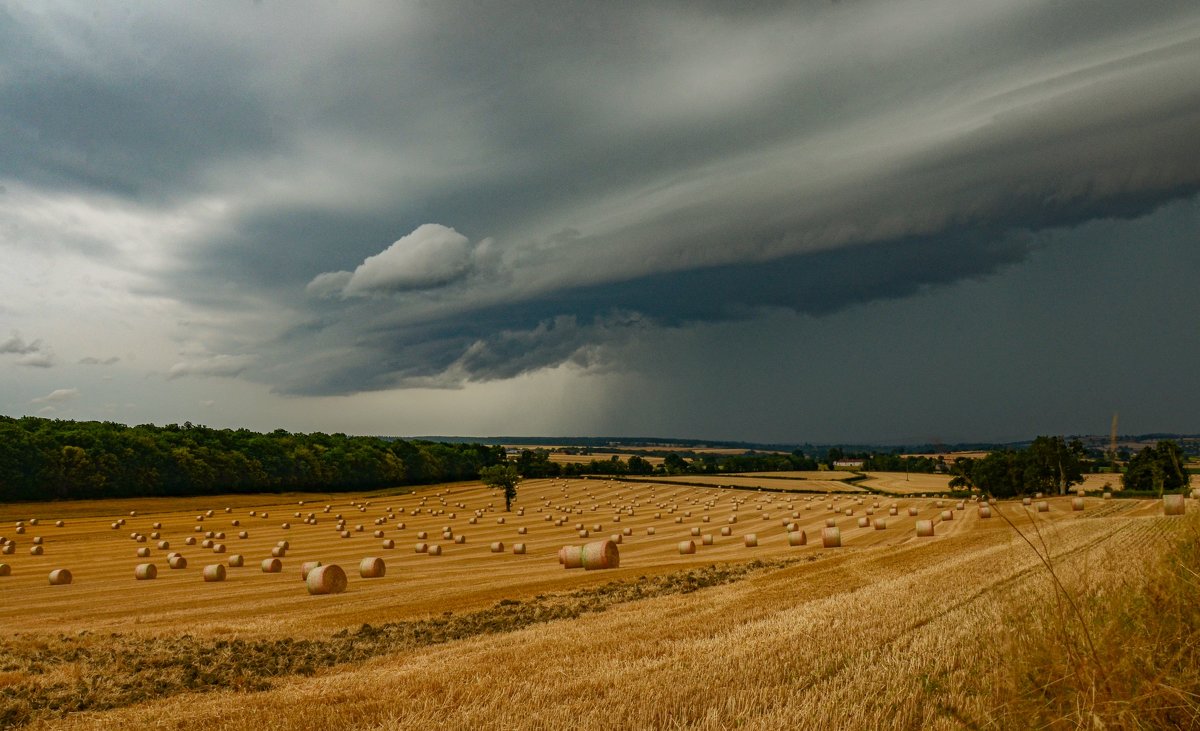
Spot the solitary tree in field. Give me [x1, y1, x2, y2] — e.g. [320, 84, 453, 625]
[480, 464, 521, 511]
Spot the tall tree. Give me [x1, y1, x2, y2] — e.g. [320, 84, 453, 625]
[479, 464, 522, 511]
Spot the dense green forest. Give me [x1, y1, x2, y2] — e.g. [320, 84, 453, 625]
[0, 416, 503, 503]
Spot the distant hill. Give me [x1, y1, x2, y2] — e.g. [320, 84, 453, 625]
[411, 434, 1200, 456]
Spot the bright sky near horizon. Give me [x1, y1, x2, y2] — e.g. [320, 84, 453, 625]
[2, 1, 1198, 443]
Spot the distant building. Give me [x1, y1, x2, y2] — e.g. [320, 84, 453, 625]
[833, 459, 865, 470]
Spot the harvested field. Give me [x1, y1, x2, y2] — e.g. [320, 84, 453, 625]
[621, 475, 865, 492]
[0, 479, 1192, 730]
[857, 472, 955, 494]
[727, 471, 854, 480]
[544, 452, 665, 465]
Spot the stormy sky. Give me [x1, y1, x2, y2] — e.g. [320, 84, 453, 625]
[2, 0, 1198, 443]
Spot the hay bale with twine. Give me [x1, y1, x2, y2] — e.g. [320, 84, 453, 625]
[582, 539, 619, 569]
[560, 545, 584, 569]
[1163, 494, 1186, 516]
[306, 564, 348, 595]
[821, 527, 841, 548]
[359, 557, 385, 578]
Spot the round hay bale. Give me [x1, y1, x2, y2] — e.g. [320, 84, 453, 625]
[169, 555, 188, 569]
[185, 536, 196, 546]
[1036, 501, 1049, 513]
[916, 520, 934, 537]
[271, 546, 286, 557]
[1103, 492, 1113, 500]
[29, 519, 37, 526]
[720, 526, 732, 536]
[646, 527, 656, 535]
[907, 507, 919, 516]
[1072, 497, 1085, 511]
[678, 540, 697, 555]
[979, 506, 992, 519]
[690, 527, 701, 536]
[622, 527, 632, 536]
[203, 564, 227, 582]
[359, 557, 385, 578]
[1163, 494, 1186, 516]
[414, 542, 429, 553]
[727, 515, 737, 524]
[428, 544, 442, 556]
[873, 519, 887, 530]
[55, 520, 64, 528]
[889, 507, 898, 516]
[825, 518, 837, 528]
[306, 564, 348, 595]
[821, 527, 841, 548]
[857, 517, 870, 528]
[416, 531, 428, 540]
[513, 543, 526, 555]
[582, 540, 619, 570]
[561, 545, 584, 569]
[787, 530, 807, 546]
[134, 563, 157, 580]
[30, 545, 43, 555]
[940, 510, 953, 521]
[490, 541, 505, 553]
[702, 533, 714, 545]
[136, 547, 150, 557]
[281, 522, 290, 530]
[228, 554, 244, 567]
[212, 543, 226, 553]
[261, 557, 282, 573]
[744, 533, 758, 547]
[301, 560, 322, 579]
[32, 536, 43, 545]
[49, 568, 73, 585]
[0, 563, 9, 576]
[454, 534, 466, 544]
[382, 538, 395, 549]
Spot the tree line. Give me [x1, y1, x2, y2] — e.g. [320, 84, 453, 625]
[947, 436, 1191, 497]
[0, 416, 504, 503]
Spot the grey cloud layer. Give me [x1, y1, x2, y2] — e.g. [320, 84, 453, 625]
[4, 1, 1199, 396]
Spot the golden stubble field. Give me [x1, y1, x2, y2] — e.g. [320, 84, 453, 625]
[0, 478, 1189, 730]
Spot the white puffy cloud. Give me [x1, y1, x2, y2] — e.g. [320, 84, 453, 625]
[313, 224, 479, 298]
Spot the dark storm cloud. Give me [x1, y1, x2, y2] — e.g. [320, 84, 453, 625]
[4, 1, 1200, 398]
